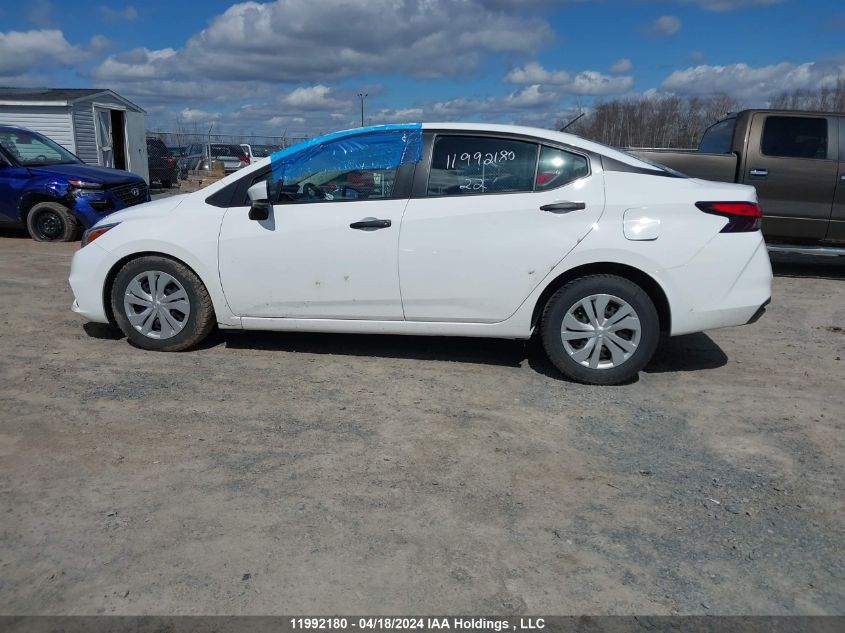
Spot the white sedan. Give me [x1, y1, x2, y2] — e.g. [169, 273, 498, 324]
[69, 123, 772, 384]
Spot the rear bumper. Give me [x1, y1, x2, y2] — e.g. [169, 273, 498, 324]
[667, 233, 773, 336]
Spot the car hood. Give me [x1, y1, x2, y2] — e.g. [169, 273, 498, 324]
[28, 163, 144, 185]
[93, 194, 189, 227]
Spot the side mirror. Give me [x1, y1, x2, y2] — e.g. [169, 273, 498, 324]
[247, 180, 271, 221]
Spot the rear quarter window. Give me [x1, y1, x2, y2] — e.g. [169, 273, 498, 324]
[698, 118, 736, 154]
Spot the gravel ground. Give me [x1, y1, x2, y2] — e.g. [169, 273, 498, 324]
[0, 231, 842, 615]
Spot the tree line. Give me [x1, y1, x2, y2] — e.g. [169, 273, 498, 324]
[559, 81, 845, 149]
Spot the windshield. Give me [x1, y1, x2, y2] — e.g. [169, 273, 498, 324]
[0, 129, 80, 166]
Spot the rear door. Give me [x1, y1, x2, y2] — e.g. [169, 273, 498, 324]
[743, 113, 837, 241]
[399, 132, 605, 323]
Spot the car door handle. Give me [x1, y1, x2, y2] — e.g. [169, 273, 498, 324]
[749, 168, 768, 178]
[350, 218, 391, 230]
[540, 201, 586, 214]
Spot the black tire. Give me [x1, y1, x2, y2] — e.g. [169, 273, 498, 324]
[111, 256, 216, 351]
[540, 274, 660, 385]
[161, 179, 172, 188]
[26, 201, 80, 242]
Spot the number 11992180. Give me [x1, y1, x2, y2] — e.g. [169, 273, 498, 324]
[444, 150, 517, 169]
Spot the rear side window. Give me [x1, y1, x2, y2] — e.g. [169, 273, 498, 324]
[535, 146, 589, 190]
[427, 136, 538, 196]
[761, 116, 828, 159]
[698, 118, 736, 154]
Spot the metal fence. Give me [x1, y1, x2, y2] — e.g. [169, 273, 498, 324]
[146, 130, 312, 150]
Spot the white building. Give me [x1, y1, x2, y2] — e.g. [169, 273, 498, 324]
[0, 87, 149, 183]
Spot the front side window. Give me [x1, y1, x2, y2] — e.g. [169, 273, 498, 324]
[0, 130, 79, 166]
[427, 136, 538, 196]
[761, 116, 828, 159]
[268, 127, 422, 204]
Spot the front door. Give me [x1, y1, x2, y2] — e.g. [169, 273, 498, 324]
[743, 113, 838, 241]
[218, 126, 422, 320]
[399, 134, 605, 322]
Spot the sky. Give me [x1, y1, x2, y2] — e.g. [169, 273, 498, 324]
[1, 0, 843, 137]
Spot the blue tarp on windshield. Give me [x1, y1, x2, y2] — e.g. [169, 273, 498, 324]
[268, 124, 422, 197]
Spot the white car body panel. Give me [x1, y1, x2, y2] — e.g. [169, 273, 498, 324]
[69, 122, 772, 347]
[399, 170, 605, 322]
[218, 198, 408, 319]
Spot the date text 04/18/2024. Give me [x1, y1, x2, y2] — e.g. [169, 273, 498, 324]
[290, 618, 547, 631]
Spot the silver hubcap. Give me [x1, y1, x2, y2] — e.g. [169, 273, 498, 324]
[561, 294, 641, 370]
[123, 271, 191, 340]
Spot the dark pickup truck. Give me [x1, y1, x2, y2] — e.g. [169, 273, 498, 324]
[631, 109, 844, 254]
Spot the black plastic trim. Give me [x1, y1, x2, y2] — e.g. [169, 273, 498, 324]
[602, 156, 684, 178]
[746, 298, 771, 325]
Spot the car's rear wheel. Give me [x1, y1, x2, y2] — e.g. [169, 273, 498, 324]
[540, 275, 659, 385]
[161, 179, 173, 188]
[26, 201, 79, 242]
[111, 256, 216, 351]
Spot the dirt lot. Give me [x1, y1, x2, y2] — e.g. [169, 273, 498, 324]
[0, 230, 842, 615]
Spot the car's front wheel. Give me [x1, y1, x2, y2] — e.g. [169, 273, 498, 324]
[111, 256, 216, 351]
[26, 201, 79, 242]
[540, 275, 660, 385]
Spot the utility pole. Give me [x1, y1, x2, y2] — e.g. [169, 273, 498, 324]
[357, 93, 368, 127]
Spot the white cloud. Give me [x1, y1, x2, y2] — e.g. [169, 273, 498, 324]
[93, 0, 552, 85]
[660, 58, 845, 100]
[281, 85, 346, 111]
[611, 58, 633, 73]
[99, 5, 138, 22]
[0, 29, 94, 76]
[645, 15, 681, 37]
[506, 62, 634, 96]
[178, 108, 221, 123]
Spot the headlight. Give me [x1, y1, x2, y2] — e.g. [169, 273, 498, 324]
[82, 222, 120, 247]
[67, 179, 103, 189]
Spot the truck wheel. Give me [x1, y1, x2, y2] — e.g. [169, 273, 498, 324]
[111, 256, 216, 351]
[540, 275, 660, 385]
[161, 179, 172, 188]
[26, 201, 80, 242]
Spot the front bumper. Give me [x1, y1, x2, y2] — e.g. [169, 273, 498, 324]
[68, 241, 113, 323]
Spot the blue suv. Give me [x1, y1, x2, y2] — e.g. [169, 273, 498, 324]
[0, 125, 150, 241]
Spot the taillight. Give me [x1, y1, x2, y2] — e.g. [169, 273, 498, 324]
[166, 156, 175, 166]
[696, 201, 762, 233]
